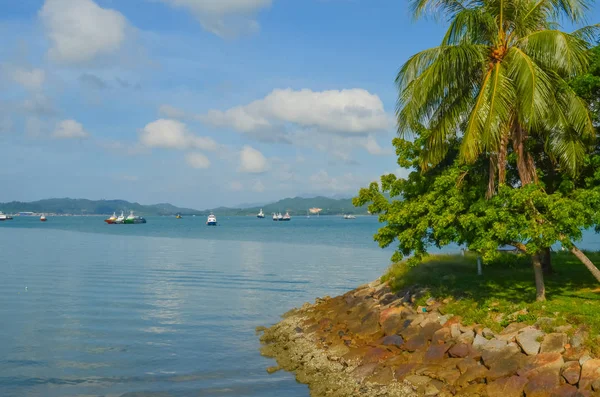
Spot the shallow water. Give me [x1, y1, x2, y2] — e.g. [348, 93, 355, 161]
[1, 216, 598, 396]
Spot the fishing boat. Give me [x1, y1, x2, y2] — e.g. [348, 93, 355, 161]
[176, 214, 182, 219]
[277, 212, 283, 221]
[281, 211, 291, 221]
[272, 213, 278, 221]
[257, 209, 265, 219]
[40, 214, 47, 222]
[114, 211, 125, 224]
[104, 212, 118, 224]
[124, 211, 146, 224]
[343, 214, 356, 219]
[0, 211, 13, 221]
[206, 213, 217, 226]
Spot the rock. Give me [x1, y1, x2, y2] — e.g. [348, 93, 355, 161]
[485, 351, 525, 381]
[327, 343, 351, 358]
[535, 317, 555, 328]
[516, 328, 544, 356]
[266, 366, 280, 374]
[580, 354, 592, 366]
[449, 343, 470, 358]
[580, 359, 600, 391]
[501, 323, 529, 335]
[425, 343, 452, 362]
[523, 371, 561, 397]
[394, 363, 418, 379]
[593, 379, 600, 392]
[457, 357, 479, 374]
[426, 297, 436, 306]
[381, 334, 404, 348]
[540, 333, 568, 354]
[483, 328, 495, 339]
[554, 325, 573, 333]
[518, 352, 564, 378]
[403, 335, 428, 352]
[450, 323, 461, 338]
[352, 362, 379, 381]
[561, 361, 581, 385]
[458, 331, 475, 345]
[486, 375, 528, 397]
[459, 324, 473, 334]
[473, 334, 488, 349]
[438, 314, 450, 326]
[421, 321, 443, 341]
[363, 347, 393, 363]
[563, 346, 588, 362]
[432, 327, 452, 344]
[550, 384, 579, 397]
[425, 379, 445, 396]
[405, 374, 432, 387]
[571, 330, 588, 348]
[379, 306, 405, 324]
[456, 364, 488, 387]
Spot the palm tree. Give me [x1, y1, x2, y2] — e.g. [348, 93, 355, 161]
[396, 0, 598, 300]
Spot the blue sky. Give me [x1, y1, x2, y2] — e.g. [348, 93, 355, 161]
[1, 0, 598, 209]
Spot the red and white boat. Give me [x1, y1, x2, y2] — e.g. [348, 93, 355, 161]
[40, 214, 47, 222]
[104, 212, 118, 224]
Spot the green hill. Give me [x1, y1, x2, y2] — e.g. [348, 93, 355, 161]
[0, 196, 369, 216]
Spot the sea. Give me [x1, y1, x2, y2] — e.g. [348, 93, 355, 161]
[1, 215, 598, 397]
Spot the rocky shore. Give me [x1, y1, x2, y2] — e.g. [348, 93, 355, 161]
[259, 279, 600, 397]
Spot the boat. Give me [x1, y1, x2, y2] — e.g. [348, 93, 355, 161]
[206, 212, 217, 226]
[176, 214, 182, 219]
[281, 211, 291, 221]
[272, 213, 278, 221]
[40, 214, 47, 222]
[343, 214, 356, 219]
[104, 212, 118, 224]
[257, 209, 265, 218]
[124, 211, 146, 224]
[277, 212, 283, 221]
[114, 211, 125, 224]
[0, 211, 13, 221]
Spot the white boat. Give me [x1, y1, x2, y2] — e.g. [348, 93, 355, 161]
[40, 214, 47, 222]
[281, 211, 291, 221]
[207, 213, 217, 226]
[343, 214, 356, 219]
[277, 212, 283, 221]
[0, 211, 13, 221]
[114, 211, 125, 224]
[124, 211, 147, 224]
[257, 209, 265, 219]
[272, 213, 278, 221]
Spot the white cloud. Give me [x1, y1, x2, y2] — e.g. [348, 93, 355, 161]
[363, 135, 393, 156]
[252, 180, 265, 192]
[185, 152, 211, 169]
[40, 0, 127, 63]
[52, 119, 90, 139]
[140, 119, 217, 151]
[229, 181, 243, 191]
[201, 88, 391, 138]
[158, 0, 272, 38]
[11, 68, 45, 90]
[238, 145, 269, 173]
[22, 94, 57, 116]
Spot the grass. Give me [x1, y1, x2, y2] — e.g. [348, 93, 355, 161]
[383, 251, 600, 355]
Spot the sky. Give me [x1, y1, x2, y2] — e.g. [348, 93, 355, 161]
[1, 0, 598, 209]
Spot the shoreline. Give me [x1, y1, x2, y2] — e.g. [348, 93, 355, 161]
[259, 278, 600, 397]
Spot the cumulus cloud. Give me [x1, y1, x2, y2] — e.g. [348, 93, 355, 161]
[185, 152, 211, 169]
[201, 88, 391, 140]
[158, 0, 272, 38]
[11, 67, 45, 90]
[139, 119, 217, 151]
[238, 145, 269, 173]
[52, 119, 90, 139]
[363, 135, 394, 156]
[40, 0, 127, 63]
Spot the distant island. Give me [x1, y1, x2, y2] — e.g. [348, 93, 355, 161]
[0, 197, 369, 216]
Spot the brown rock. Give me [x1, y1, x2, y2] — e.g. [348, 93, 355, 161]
[486, 375, 528, 397]
[456, 364, 488, 387]
[523, 371, 561, 397]
[363, 347, 393, 363]
[449, 343, 470, 358]
[580, 359, 600, 390]
[516, 327, 544, 356]
[540, 333, 568, 354]
[425, 343, 452, 362]
[421, 321, 443, 341]
[380, 306, 405, 324]
[458, 331, 475, 345]
[382, 314, 410, 336]
[486, 352, 525, 381]
[518, 352, 564, 378]
[561, 361, 581, 385]
[394, 363, 417, 379]
[550, 384, 579, 397]
[405, 374, 432, 387]
[403, 334, 428, 352]
[563, 346, 589, 362]
[352, 362, 378, 381]
[365, 366, 395, 384]
[457, 357, 479, 374]
[432, 327, 453, 344]
[457, 383, 487, 396]
[450, 323, 462, 338]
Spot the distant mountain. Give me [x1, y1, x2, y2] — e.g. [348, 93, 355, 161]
[0, 196, 370, 216]
[0, 198, 203, 216]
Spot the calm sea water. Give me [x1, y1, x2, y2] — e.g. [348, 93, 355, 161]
[1, 216, 598, 397]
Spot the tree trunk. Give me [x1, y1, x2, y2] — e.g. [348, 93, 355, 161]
[570, 245, 600, 283]
[512, 123, 536, 186]
[487, 156, 497, 199]
[532, 253, 546, 301]
[542, 247, 553, 275]
[498, 130, 509, 185]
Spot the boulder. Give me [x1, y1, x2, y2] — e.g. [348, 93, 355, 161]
[501, 323, 528, 335]
[424, 343, 453, 362]
[458, 331, 475, 345]
[482, 328, 495, 339]
[403, 335, 428, 352]
[561, 361, 581, 385]
[540, 333, 568, 354]
[394, 363, 418, 379]
[405, 374, 432, 387]
[449, 343, 470, 359]
[516, 328, 544, 356]
[456, 364, 488, 387]
[580, 359, 600, 390]
[473, 334, 488, 349]
[363, 347, 393, 363]
[424, 379, 445, 396]
[486, 375, 528, 397]
[457, 357, 480, 374]
[570, 329, 588, 348]
[352, 362, 379, 381]
[518, 352, 564, 378]
[421, 321, 443, 340]
[450, 323, 462, 339]
[563, 346, 589, 362]
[550, 384, 579, 397]
[553, 325, 573, 333]
[485, 351, 526, 381]
[523, 371, 561, 397]
[381, 334, 404, 348]
[432, 327, 453, 345]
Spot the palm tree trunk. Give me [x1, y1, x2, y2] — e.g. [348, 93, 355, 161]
[498, 132, 509, 185]
[512, 123, 536, 185]
[532, 253, 546, 301]
[487, 155, 497, 199]
[542, 247, 553, 275]
[570, 245, 600, 283]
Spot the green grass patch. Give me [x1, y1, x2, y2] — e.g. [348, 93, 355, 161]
[384, 252, 600, 354]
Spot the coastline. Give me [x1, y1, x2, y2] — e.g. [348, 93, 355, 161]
[259, 278, 600, 397]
